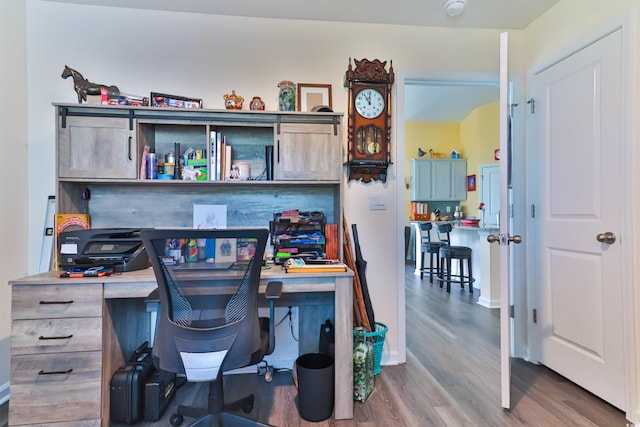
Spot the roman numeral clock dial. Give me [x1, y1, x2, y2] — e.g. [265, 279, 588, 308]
[344, 58, 394, 183]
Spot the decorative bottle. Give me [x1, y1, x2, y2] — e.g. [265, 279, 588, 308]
[353, 327, 374, 402]
[278, 81, 296, 111]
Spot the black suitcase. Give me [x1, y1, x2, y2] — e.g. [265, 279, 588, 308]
[110, 341, 155, 424]
[144, 369, 177, 421]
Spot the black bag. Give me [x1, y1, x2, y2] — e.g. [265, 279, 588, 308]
[110, 341, 155, 424]
[144, 369, 177, 421]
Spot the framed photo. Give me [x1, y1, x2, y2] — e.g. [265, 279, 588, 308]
[150, 92, 203, 109]
[297, 83, 332, 112]
[467, 174, 477, 192]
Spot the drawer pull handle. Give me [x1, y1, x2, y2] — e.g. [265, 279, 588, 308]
[39, 300, 74, 305]
[38, 334, 73, 340]
[38, 368, 73, 375]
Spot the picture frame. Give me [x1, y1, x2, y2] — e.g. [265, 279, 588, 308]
[467, 174, 477, 192]
[297, 83, 332, 112]
[150, 92, 203, 109]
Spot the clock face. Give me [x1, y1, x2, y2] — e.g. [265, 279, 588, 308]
[355, 88, 385, 119]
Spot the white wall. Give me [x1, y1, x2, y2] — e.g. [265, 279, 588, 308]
[0, 0, 28, 403]
[23, 0, 504, 371]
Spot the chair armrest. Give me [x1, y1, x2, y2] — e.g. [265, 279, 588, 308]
[265, 281, 282, 300]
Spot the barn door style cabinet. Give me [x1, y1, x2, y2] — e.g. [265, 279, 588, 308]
[54, 103, 344, 234]
[410, 158, 467, 202]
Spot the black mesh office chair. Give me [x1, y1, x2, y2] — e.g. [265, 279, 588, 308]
[141, 228, 281, 427]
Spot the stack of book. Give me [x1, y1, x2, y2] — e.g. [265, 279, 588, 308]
[284, 258, 347, 273]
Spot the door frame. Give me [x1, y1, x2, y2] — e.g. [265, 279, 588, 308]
[394, 69, 528, 364]
[525, 21, 638, 422]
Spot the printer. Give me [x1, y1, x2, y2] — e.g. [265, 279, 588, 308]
[58, 228, 150, 273]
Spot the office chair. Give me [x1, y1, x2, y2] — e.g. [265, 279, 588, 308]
[436, 223, 474, 293]
[141, 228, 281, 427]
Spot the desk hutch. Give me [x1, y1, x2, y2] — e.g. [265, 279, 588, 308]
[8, 104, 353, 426]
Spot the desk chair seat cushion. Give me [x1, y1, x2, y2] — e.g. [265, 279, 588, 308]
[439, 245, 472, 258]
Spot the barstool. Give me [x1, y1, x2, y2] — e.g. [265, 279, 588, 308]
[418, 222, 442, 284]
[436, 223, 474, 293]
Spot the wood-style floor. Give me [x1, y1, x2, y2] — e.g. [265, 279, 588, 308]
[3, 264, 630, 427]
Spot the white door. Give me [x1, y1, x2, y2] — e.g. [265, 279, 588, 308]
[479, 164, 500, 228]
[529, 29, 625, 410]
[496, 31, 521, 409]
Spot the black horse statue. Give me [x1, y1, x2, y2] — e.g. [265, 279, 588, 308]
[61, 65, 120, 104]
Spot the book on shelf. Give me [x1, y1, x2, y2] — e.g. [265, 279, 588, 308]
[55, 213, 90, 270]
[284, 258, 347, 273]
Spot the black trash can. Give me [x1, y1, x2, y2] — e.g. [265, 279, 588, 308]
[293, 353, 334, 422]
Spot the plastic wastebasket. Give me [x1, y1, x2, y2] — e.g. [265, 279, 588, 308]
[293, 353, 334, 422]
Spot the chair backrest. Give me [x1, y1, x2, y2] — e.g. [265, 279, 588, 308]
[141, 228, 268, 382]
[436, 223, 453, 248]
[418, 222, 434, 244]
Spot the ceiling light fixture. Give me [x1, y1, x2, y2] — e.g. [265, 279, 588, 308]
[444, 0, 466, 17]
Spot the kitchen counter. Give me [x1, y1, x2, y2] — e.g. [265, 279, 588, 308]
[412, 221, 501, 308]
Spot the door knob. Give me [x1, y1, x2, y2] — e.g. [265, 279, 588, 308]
[509, 235, 523, 244]
[487, 234, 523, 244]
[596, 232, 616, 244]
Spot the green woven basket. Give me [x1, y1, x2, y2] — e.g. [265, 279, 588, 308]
[359, 322, 388, 375]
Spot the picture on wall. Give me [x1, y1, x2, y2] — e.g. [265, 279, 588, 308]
[467, 174, 476, 192]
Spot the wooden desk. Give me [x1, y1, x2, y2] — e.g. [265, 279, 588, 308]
[8, 266, 354, 426]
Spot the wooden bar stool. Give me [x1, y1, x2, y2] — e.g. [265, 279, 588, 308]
[418, 222, 441, 284]
[436, 223, 474, 293]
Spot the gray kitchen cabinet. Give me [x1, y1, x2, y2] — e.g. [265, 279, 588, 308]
[410, 158, 467, 201]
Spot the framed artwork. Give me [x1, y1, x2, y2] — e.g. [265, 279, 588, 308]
[467, 174, 476, 192]
[297, 83, 332, 112]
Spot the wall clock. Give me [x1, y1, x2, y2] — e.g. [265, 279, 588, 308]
[344, 58, 394, 183]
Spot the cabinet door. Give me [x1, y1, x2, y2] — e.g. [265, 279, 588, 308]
[431, 160, 453, 201]
[58, 116, 137, 179]
[274, 123, 340, 180]
[450, 159, 468, 201]
[410, 159, 433, 201]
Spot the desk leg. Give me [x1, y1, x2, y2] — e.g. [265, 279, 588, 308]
[334, 276, 353, 419]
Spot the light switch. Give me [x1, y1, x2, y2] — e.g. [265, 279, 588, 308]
[369, 193, 387, 210]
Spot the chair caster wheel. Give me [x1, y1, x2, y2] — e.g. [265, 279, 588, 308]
[243, 403, 253, 413]
[170, 413, 184, 426]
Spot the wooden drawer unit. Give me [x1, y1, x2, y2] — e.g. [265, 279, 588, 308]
[12, 283, 102, 320]
[9, 282, 104, 426]
[11, 317, 103, 355]
[10, 352, 102, 425]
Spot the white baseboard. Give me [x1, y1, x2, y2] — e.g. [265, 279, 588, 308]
[0, 381, 9, 405]
[477, 297, 500, 309]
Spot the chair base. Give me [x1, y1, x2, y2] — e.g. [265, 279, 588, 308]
[191, 411, 274, 427]
[172, 380, 274, 427]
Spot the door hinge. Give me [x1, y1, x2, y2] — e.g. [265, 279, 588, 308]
[527, 98, 535, 114]
[509, 304, 515, 318]
[531, 204, 536, 219]
[532, 308, 537, 323]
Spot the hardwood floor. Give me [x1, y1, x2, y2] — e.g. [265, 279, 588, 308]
[5, 264, 631, 426]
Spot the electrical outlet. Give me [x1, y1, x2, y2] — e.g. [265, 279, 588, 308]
[446, 206, 451, 213]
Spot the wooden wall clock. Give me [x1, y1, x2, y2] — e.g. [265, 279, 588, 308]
[344, 58, 394, 183]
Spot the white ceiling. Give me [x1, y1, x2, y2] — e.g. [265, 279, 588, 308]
[43, 0, 560, 30]
[44, 0, 559, 122]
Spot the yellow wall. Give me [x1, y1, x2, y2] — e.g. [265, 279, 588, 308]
[403, 121, 460, 222]
[459, 100, 499, 215]
[404, 100, 498, 222]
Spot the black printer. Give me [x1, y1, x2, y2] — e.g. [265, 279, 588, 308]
[58, 228, 150, 273]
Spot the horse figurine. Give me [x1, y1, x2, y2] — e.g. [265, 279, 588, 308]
[61, 65, 120, 104]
